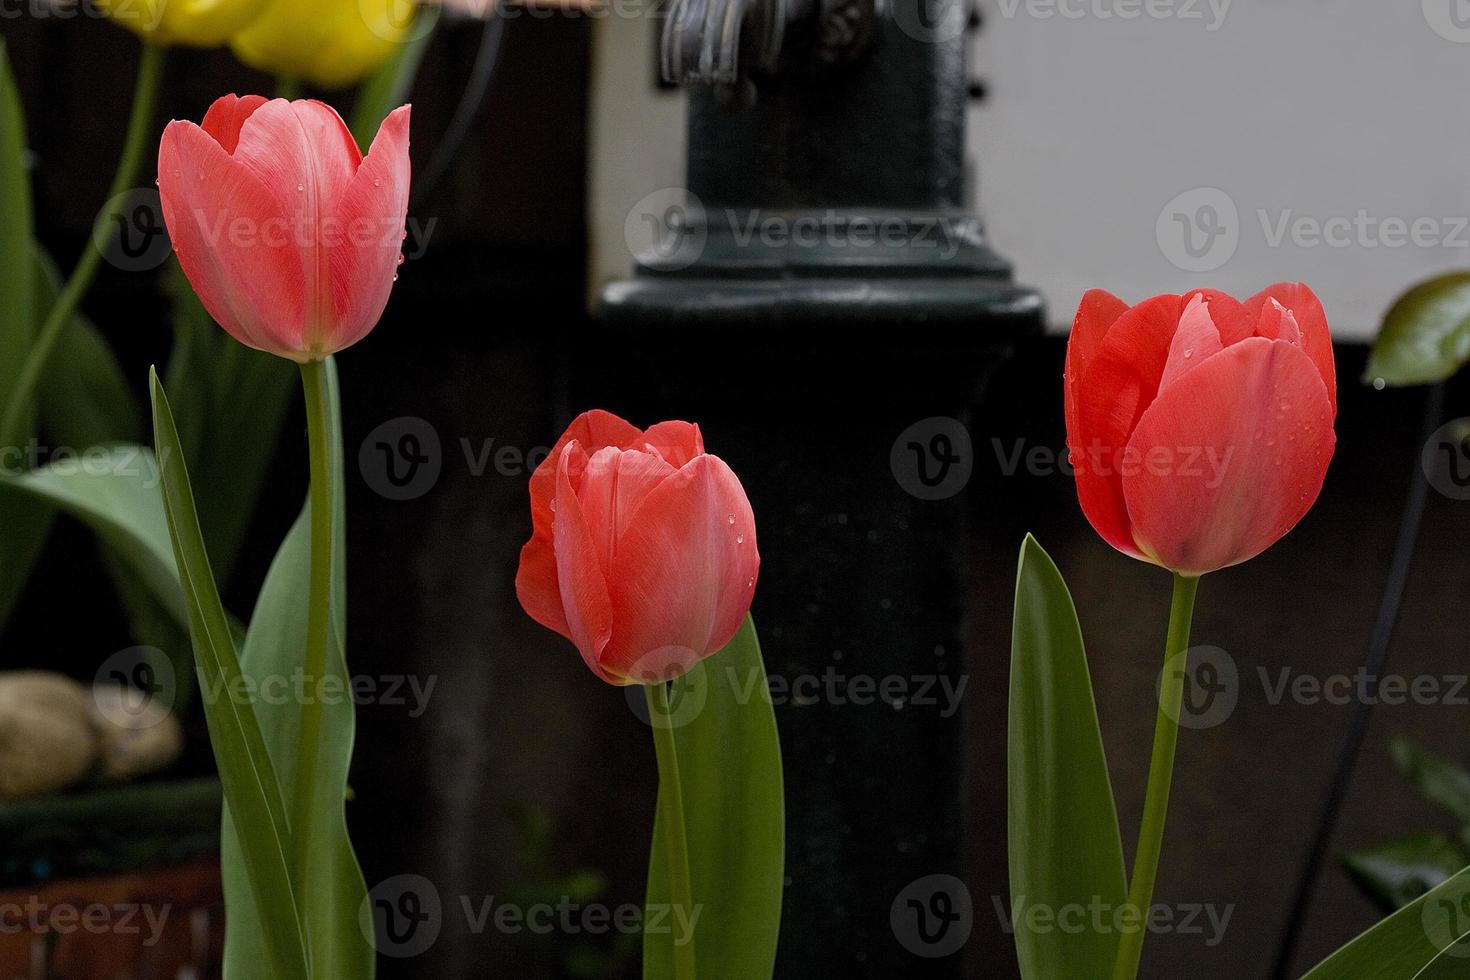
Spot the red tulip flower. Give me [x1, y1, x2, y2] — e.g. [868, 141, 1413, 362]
[516, 410, 760, 686]
[1065, 284, 1337, 576]
[157, 95, 411, 362]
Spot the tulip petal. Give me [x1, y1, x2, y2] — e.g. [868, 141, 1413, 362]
[1065, 289, 1130, 443]
[1069, 293, 1186, 560]
[327, 104, 411, 354]
[158, 120, 308, 356]
[1182, 288, 1254, 345]
[518, 411, 646, 637]
[1122, 337, 1335, 575]
[552, 445, 617, 682]
[1159, 294, 1224, 391]
[605, 455, 760, 684]
[1255, 298, 1303, 346]
[231, 99, 363, 356]
[1246, 282, 1336, 413]
[200, 94, 268, 154]
[575, 447, 678, 574]
[642, 420, 705, 468]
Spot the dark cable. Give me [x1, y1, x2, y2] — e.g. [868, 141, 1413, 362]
[1269, 380, 1448, 979]
[411, 7, 507, 213]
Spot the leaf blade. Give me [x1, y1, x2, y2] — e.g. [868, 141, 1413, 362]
[643, 615, 785, 979]
[1008, 534, 1128, 979]
[1302, 865, 1470, 979]
[150, 368, 309, 980]
[1366, 274, 1470, 387]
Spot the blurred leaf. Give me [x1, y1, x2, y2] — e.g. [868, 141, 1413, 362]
[1346, 834, 1469, 914]
[1393, 738, 1470, 826]
[1413, 934, 1470, 977]
[150, 369, 309, 980]
[350, 5, 439, 151]
[1302, 865, 1470, 979]
[1367, 274, 1470, 386]
[2, 446, 182, 627]
[1008, 534, 1127, 979]
[163, 261, 295, 581]
[644, 616, 785, 979]
[0, 39, 49, 639]
[0, 38, 33, 405]
[33, 246, 140, 448]
[220, 357, 374, 977]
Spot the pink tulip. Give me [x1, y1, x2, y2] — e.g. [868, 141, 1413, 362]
[1065, 284, 1337, 576]
[516, 410, 760, 685]
[157, 95, 411, 362]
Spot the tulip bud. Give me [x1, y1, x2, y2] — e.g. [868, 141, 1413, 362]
[95, 0, 270, 48]
[230, 0, 417, 90]
[516, 411, 761, 685]
[157, 95, 411, 362]
[1065, 284, 1337, 576]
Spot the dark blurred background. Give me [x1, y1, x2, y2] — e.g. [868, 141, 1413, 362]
[5, 7, 1470, 980]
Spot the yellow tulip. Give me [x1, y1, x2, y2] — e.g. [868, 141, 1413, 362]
[95, 0, 270, 47]
[230, 0, 418, 89]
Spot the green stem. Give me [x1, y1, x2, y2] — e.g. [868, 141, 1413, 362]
[290, 360, 334, 890]
[646, 682, 698, 980]
[1112, 573, 1200, 980]
[0, 40, 166, 456]
[275, 75, 302, 101]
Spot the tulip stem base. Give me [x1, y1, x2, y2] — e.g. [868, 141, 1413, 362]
[291, 359, 334, 896]
[1112, 572, 1199, 980]
[646, 682, 698, 980]
[0, 40, 166, 457]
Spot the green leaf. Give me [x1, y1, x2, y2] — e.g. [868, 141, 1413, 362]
[1412, 934, 1470, 978]
[1302, 865, 1470, 979]
[33, 245, 141, 448]
[1008, 534, 1128, 979]
[1366, 274, 1470, 386]
[2, 446, 183, 626]
[0, 38, 33, 406]
[644, 616, 785, 979]
[1393, 738, 1470, 826]
[220, 357, 374, 977]
[350, 5, 439, 151]
[0, 39, 48, 638]
[150, 368, 309, 980]
[1346, 834, 1469, 913]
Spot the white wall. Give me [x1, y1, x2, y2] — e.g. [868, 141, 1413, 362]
[974, 0, 1470, 337]
[591, 3, 1470, 338]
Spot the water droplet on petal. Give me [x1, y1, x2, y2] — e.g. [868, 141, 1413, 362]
[736, 533, 745, 545]
[1182, 348, 1193, 359]
[397, 254, 405, 266]
[297, 183, 305, 192]
[392, 273, 399, 282]
[727, 514, 736, 524]
[549, 498, 557, 513]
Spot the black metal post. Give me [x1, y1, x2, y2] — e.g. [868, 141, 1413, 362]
[596, 1, 1042, 974]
